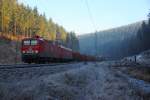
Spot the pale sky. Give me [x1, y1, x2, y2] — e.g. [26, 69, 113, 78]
[18, 0, 150, 35]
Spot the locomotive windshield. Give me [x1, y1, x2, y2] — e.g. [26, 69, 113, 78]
[23, 40, 30, 45]
[31, 40, 38, 45]
[23, 40, 38, 45]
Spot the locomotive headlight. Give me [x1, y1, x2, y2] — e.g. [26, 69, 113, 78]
[35, 50, 39, 53]
[22, 51, 26, 53]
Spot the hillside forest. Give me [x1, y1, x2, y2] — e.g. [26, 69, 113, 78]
[0, 0, 79, 51]
[79, 14, 150, 59]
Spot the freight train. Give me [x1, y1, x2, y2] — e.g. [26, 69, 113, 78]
[21, 36, 96, 63]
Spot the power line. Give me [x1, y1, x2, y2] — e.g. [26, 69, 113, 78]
[84, 0, 97, 31]
[83, 0, 98, 56]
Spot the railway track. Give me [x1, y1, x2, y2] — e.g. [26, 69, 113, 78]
[109, 61, 150, 69]
[0, 62, 76, 70]
[0, 62, 83, 82]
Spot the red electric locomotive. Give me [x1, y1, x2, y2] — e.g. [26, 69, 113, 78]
[21, 36, 73, 63]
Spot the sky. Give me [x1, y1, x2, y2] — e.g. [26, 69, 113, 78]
[18, 0, 150, 35]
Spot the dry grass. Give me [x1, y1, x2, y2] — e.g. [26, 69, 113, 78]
[0, 36, 21, 64]
[126, 67, 150, 83]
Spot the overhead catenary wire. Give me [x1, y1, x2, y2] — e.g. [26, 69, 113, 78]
[84, 0, 97, 31]
[83, 0, 98, 56]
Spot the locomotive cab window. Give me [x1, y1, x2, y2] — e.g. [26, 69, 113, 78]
[23, 40, 38, 45]
[31, 40, 38, 45]
[23, 40, 30, 45]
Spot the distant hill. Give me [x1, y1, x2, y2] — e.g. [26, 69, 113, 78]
[78, 21, 144, 59]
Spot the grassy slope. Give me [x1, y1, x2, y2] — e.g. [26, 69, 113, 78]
[0, 36, 21, 64]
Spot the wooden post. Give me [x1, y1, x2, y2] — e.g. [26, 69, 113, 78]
[134, 55, 136, 63]
[14, 13, 18, 64]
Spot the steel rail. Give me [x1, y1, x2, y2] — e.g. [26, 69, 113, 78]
[0, 62, 76, 70]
